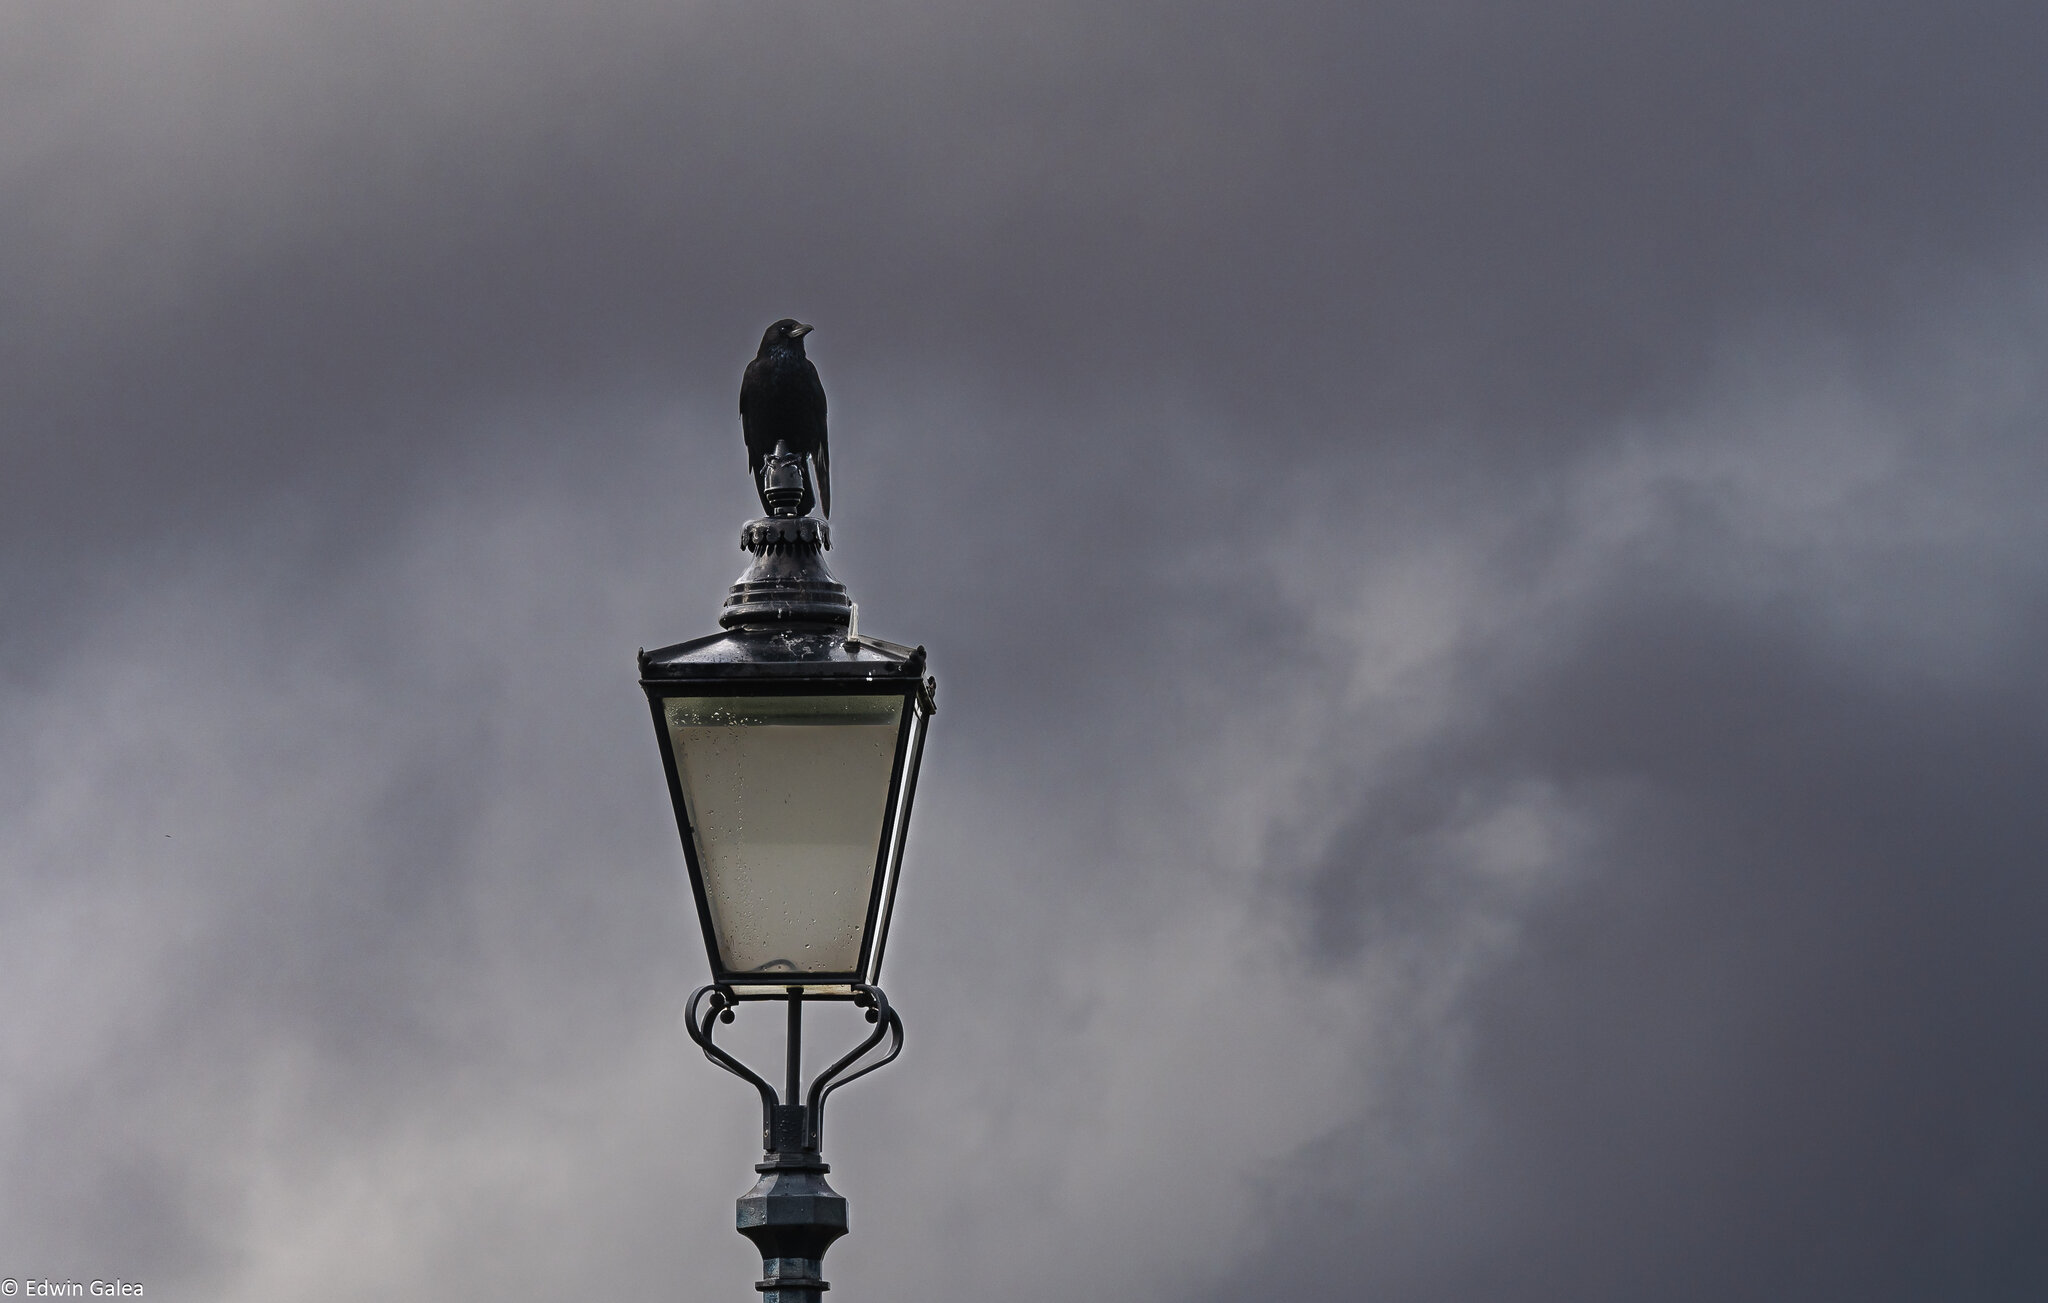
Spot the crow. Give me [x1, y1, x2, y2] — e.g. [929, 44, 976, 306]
[741, 318, 830, 517]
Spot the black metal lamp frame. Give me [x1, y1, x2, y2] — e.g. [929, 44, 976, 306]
[641, 663, 934, 993]
[684, 983, 906, 1302]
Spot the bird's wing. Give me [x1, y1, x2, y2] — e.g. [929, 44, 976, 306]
[814, 431, 830, 519]
[807, 363, 830, 518]
[740, 360, 763, 481]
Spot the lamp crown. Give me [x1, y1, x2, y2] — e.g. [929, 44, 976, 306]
[721, 511, 851, 630]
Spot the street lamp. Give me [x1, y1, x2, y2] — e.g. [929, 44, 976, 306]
[639, 441, 935, 1302]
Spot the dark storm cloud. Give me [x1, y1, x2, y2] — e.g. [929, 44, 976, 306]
[1222, 572, 2048, 1301]
[5, 0, 2048, 1299]
[1192, 308, 2048, 1300]
[11, 0, 2047, 534]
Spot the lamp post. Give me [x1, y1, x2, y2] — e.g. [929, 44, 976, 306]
[639, 440, 935, 1302]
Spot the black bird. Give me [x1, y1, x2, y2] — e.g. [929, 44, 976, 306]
[741, 318, 830, 517]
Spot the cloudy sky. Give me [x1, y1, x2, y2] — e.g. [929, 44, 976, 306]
[5, 1, 2047, 1298]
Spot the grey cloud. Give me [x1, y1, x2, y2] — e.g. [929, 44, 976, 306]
[4, 1, 2048, 1300]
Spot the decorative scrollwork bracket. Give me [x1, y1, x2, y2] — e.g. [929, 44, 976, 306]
[682, 984, 905, 1153]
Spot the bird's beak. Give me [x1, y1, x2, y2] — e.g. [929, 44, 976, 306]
[790, 323, 814, 338]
